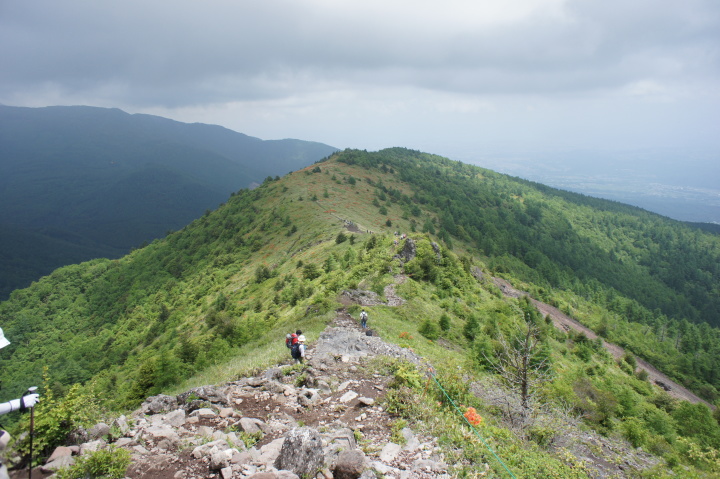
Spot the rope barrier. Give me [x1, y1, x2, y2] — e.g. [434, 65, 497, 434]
[429, 370, 518, 479]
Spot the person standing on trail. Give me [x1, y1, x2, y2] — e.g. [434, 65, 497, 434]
[360, 309, 368, 329]
[292, 335, 306, 363]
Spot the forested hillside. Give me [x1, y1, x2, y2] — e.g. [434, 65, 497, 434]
[2, 148, 720, 476]
[0, 105, 337, 299]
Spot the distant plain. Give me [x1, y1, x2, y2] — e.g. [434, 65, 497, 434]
[460, 148, 720, 224]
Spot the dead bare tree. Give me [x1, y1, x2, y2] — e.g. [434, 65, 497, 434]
[484, 321, 552, 428]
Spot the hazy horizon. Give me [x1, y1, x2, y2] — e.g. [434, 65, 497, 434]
[2, 1, 718, 222]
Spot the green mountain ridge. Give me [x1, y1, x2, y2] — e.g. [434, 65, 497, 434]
[0, 105, 338, 299]
[2, 148, 720, 476]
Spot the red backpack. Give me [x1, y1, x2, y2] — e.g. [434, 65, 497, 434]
[285, 333, 298, 348]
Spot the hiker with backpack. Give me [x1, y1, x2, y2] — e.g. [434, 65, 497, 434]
[288, 334, 305, 363]
[293, 335, 306, 363]
[360, 309, 368, 329]
[286, 330, 305, 363]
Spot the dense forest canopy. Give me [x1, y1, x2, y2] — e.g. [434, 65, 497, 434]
[338, 148, 720, 327]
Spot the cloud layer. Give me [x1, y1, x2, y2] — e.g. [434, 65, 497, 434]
[2, 0, 719, 153]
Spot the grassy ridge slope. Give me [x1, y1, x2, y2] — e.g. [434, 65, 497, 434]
[2, 148, 720, 475]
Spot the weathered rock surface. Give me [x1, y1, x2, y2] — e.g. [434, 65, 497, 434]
[274, 427, 324, 476]
[333, 449, 366, 479]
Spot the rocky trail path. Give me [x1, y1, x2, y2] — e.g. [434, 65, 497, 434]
[15, 306, 447, 479]
[492, 277, 711, 407]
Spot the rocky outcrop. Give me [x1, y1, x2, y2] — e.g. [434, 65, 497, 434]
[340, 290, 384, 306]
[397, 237, 416, 263]
[313, 325, 424, 369]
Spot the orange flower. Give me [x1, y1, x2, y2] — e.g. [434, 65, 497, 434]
[464, 407, 482, 426]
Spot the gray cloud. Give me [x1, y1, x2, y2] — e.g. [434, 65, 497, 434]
[1, 0, 719, 153]
[3, 1, 718, 100]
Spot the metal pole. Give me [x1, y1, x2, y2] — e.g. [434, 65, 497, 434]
[28, 406, 34, 479]
[23, 387, 37, 479]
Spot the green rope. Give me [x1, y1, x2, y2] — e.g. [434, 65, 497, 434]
[430, 372, 518, 479]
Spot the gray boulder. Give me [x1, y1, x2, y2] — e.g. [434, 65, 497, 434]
[164, 409, 186, 427]
[191, 439, 231, 459]
[297, 388, 321, 407]
[333, 449, 367, 479]
[236, 417, 268, 435]
[210, 449, 234, 470]
[265, 380, 288, 395]
[114, 415, 130, 434]
[46, 446, 73, 463]
[265, 367, 284, 381]
[140, 394, 178, 415]
[399, 237, 417, 262]
[177, 385, 226, 405]
[431, 241, 442, 259]
[88, 422, 111, 440]
[274, 427, 324, 477]
[41, 455, 75, 473]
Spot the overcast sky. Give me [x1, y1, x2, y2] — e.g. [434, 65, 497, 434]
[2, 0, 719, 161]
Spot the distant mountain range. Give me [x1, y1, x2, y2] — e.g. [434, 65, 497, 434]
[0, 105, 338, 299]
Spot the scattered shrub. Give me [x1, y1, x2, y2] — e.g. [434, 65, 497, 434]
[463, 315, 479, 341]
[439, 313, 451, 332]
[573, 378, 618, 429]
[622, 417, 649, 448]
[15, 379, 103, 462]
[389, 362, 423, 390]
[622, 352, 637, 370]
[383, 386, 419, 417]
[573, 341, 594, 362]
[528, 426, 556, 447]
[302, 263, 321, 280]
[418, 320, 439, 341]
[56, 446, 131, 479]
[390, 418, 408, 445]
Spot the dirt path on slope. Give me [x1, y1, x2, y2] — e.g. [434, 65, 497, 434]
[493, 278, 712, 408]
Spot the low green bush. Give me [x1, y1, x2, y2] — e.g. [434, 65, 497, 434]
[15, 377, 102, 463]
[419, 320, 439, 340]
[56, 446, 131, 479]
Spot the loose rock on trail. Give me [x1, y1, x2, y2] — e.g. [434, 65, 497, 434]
[16, 306, 448, 479]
